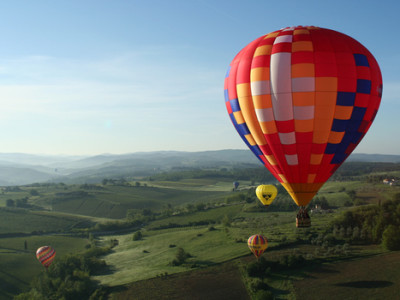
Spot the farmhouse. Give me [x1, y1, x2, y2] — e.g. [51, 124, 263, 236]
[383, 179, 398, 186]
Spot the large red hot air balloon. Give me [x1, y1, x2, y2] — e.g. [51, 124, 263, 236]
[36, 246, 56, 269]
[224, 26, 382, 226]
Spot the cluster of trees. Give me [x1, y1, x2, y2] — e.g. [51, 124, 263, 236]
[146, 167, 276, 183]
[90, 218, 143, 233]
[2, 186, 22, 192]
[242, 185, 297, 212]
[331, 162, 400, 181]
[15, 246, 111, 299]
[101, 178, 147, 187]
[331, 193, 400, 250]
[5, 197, 31, 208]
[246, 255, 306, 300]
[247, 255, 306, 278]
[171, 247, 192, 266]
[102, 178, 129, 186]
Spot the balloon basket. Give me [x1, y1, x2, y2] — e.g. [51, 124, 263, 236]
[296, 207, 311, 228]
[296, 217, 311, 228]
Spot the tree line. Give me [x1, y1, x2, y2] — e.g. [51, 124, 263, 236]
[146, 167, 277, 183]
[330, 193, 400, 250]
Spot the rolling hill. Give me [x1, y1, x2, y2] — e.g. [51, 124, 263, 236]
[0, 150, 399, 186]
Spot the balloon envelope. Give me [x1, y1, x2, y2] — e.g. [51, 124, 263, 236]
[248, 234, 268, 258]
[36, 246, 56, 269]
[256, 185, 278, 206]
[224, 26, 382, 207]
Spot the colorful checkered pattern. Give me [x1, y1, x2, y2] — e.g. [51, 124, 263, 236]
[224, 26, 382, 206]
[247, 234, 268, 258]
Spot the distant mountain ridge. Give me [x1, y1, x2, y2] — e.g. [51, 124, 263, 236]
[0, 150, 399, 186]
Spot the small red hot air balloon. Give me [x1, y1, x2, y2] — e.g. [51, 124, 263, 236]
[36, 246, 56, 269]
[224, 26, 382, 227]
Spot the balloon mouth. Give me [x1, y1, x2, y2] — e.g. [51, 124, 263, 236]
[281, 182, 324, 207]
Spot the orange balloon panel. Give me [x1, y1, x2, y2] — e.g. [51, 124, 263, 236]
[224, 26, 382, 206]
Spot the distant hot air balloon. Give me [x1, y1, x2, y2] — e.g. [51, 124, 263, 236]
[233, 181, 240, 190]
[36, 246, 56, 269]
[256, 185, 278, 206]
[224, 26, 382, 227]
[248, 234, 268, 259]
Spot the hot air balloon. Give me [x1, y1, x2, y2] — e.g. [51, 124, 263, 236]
[256, 184, 278, 206]
[224, 26, 382, 227]
[233, 181, 240, 190]
[36, 246, 56, 269]
[248, 234, 268, 259]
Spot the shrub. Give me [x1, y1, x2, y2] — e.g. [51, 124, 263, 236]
[133, 231, 143, 241]
[249, 278, 269, 292]
[382, 225, 400, 250]
[254, 290, 274, 300]
[171, 248, 191, 266]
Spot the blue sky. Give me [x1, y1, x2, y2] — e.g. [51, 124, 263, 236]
[0, 0, 398, 155]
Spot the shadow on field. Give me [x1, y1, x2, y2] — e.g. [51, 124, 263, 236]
[0, 269, 28, 285]
[269, 286, 290, 298]
[307, 265, 340, 276]
[334, 280, 393, 289]
[191, 259, 215, 267]
[0, 247, 30, 254]
[0, 269, 27, 297]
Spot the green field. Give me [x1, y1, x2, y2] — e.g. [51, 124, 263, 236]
[0, 182, 232, 219]
[92, 208, 339, 289]
[0, 235, 89, 299]
[0, 170, 399, 299]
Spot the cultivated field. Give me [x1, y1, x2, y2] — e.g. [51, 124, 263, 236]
[294, 250, 400, 299]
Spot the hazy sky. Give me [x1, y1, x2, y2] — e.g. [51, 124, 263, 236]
[0, 0, 398, 155]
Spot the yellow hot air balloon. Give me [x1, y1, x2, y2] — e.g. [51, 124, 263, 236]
[256, 185, 278, 206]
[248, 234, 268, 259]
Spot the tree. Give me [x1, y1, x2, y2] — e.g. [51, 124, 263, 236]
[186, 204, 195, 213]
[15, 198, 28, 208]
[222, 215, 232, 227]
[352, 226, 360, 240]
[30, 189, 39, 196]
[346, 190, 357, 202]
[382, 225, 400, 250]
[171, 247, 191, 266]
[133, 231, 143, 241]
[196, 203, 206, 211]
[6, 199, 14, 207]
[142, 208, 153, 216]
